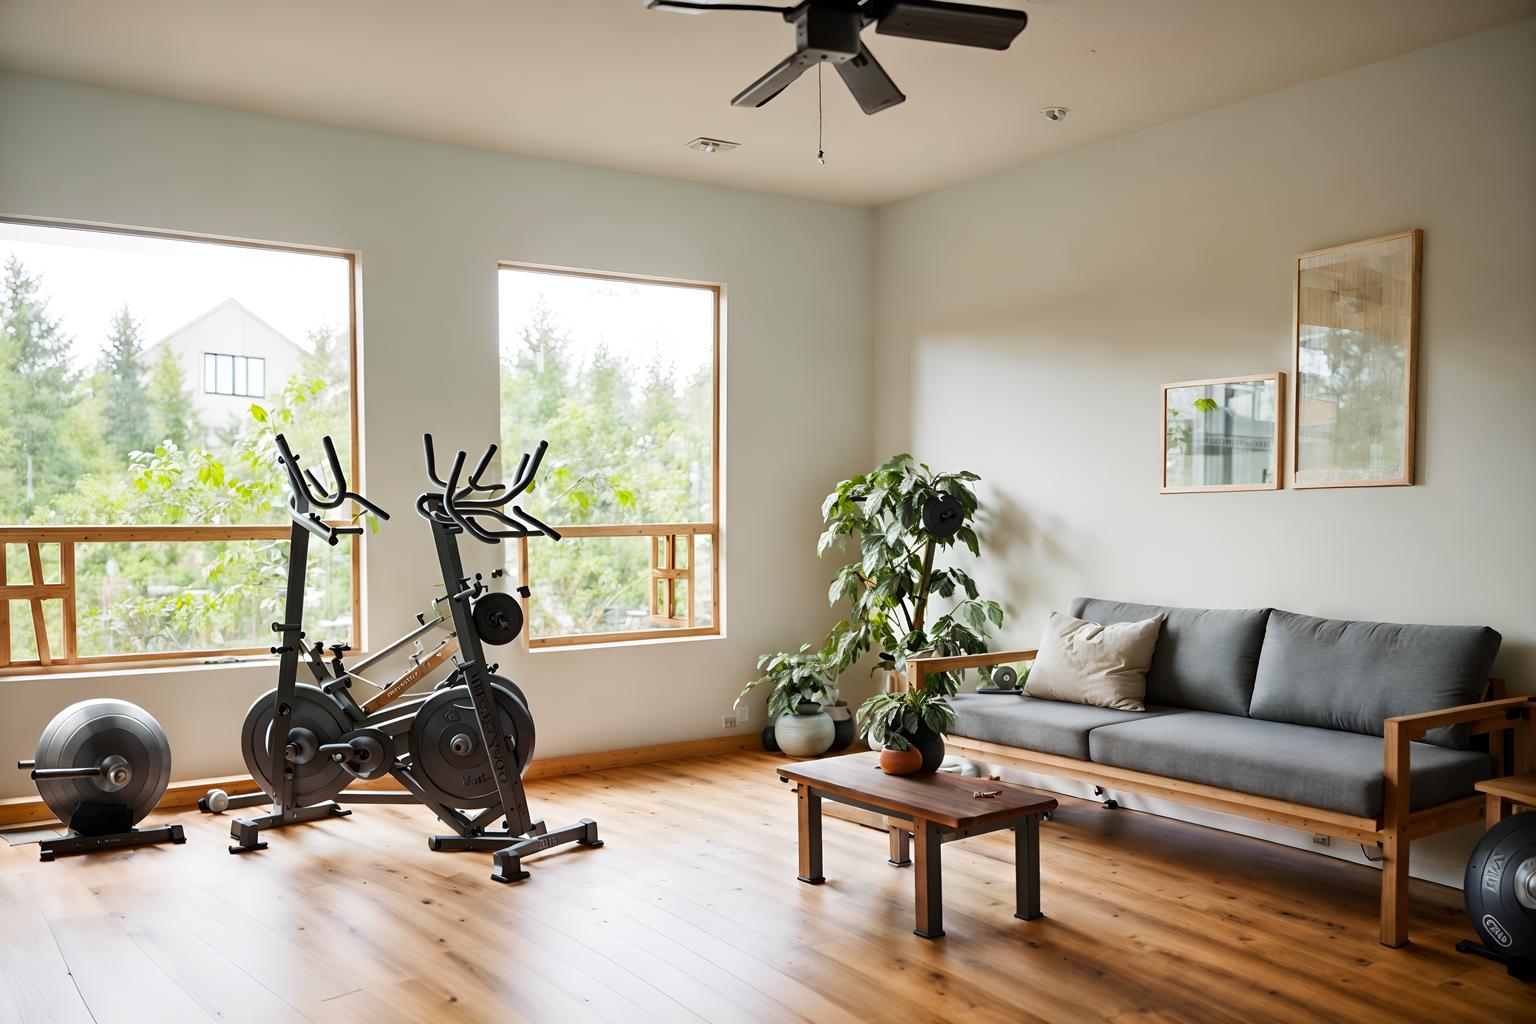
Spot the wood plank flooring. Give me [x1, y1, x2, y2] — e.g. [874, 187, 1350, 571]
[0, 751, 1528, 1023]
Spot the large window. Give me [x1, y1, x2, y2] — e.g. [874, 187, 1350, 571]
[498, 265, 719, 647]
[0, 218, 356, 673]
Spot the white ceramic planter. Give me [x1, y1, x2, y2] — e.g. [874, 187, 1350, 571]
[775, 706, 835, 758]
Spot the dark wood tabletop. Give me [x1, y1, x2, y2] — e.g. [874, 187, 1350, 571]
[778, 751, 1056, 830]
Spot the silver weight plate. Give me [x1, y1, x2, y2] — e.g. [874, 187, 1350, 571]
[240, 684, 352, 805]
[408, 679, 534, 809]
[33, 699, 172, 826]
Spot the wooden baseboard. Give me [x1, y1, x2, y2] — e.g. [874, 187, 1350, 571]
[0, 773, 265, 827]
[1, 733, 762, 827]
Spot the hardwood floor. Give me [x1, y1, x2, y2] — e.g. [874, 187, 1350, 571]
[0, 751, 1528, 1023]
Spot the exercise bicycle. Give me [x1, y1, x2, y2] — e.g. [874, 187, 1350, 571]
[413, 431, 602, 881]
[209, 432, 435, 849]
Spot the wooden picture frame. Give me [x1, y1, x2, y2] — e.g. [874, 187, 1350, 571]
[1292, 229, 1421, 488]
[1162, 373, 1285, 493]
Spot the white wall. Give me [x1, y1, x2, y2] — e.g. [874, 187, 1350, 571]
[872, 21, 1536, 882]
[0, 70, 874, 799]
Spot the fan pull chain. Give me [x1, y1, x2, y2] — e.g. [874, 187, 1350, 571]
[816, 63, 826, 166]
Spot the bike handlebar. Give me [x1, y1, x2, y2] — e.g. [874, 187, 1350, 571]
[275, 433, 389, 546]
[418, 432, 560, 544]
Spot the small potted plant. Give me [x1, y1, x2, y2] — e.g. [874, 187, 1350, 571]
[739, 645, 836, 758]
[857, 688, 956, 775]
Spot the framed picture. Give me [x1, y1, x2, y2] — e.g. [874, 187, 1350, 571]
[1292, 229, 1421, 488]
[1162, 373, 1284, 493]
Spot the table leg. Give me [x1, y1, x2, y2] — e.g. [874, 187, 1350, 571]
[797, 785, 824, 884]
[914, 819, 943, 939]
[1015, 814, 1042, 921]
[1485, 792, 1504, 829]
[888, 824, 911, 866]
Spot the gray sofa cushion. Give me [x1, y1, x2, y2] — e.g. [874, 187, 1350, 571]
[949, 693, 1183, 761]
[1070, 598, 1270, 716]
[1249, 610, 1502, 750]
[1088, 711, 1493, 818]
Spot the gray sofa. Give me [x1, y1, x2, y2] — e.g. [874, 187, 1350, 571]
[907, 597, 1533, 948]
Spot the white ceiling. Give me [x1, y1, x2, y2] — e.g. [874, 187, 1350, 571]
[1, 0, 1531, 205]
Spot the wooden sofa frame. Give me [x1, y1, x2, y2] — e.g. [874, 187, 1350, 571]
[907, 649, 1534, 948]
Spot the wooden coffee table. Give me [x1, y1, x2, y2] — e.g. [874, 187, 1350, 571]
[778, 751, 1057, 939]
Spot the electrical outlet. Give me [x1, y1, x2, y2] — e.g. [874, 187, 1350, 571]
[737, 704, 749, 723]
[1312, 834, 1330, 847]
[722, 715, 738, 729]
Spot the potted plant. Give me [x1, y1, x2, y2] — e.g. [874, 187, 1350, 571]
[858, 689, 957, 775]
[818, 454, 1005, 770]
[819, 455, 1003, 698]
[739, 645, 835, 758]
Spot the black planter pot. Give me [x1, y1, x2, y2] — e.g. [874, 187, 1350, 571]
[761, 725, 780, 753]
[829, 714, 857, 752]
[909, 727, 945, 774]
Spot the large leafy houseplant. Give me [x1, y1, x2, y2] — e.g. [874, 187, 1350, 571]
[738, 644, 833, 719]
[819, 454, 1003, 699]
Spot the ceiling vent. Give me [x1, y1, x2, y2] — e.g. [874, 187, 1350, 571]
[685, 137, 741, 154]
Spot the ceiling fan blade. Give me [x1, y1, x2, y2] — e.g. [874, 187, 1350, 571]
[871, 0, 1027, 50]
[731, 52, 815, 108]
[836, 44, 906, 115]
[644, 1, 795, 14]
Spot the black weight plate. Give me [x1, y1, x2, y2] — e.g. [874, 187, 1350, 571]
[33, 699, 172, 826]
[473, 592, 524, 646]
[337, 727, 396, 781]
[992, 665, 1018, 688]
[409, 680, 534, 809]
[1465, 811, 1536, 958]
[921, 493, 964, 539]
[240, 684, 352, 806]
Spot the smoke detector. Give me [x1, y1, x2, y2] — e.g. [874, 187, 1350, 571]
[686, 137, 740, 154]
[1042, 107, 1069, 122]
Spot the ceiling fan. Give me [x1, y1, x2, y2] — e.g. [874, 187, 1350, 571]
[644, 0, 1028, 115]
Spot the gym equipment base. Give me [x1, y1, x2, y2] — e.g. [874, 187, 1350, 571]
[1456, 938, 1535, 981]
[229, 801, 351, 853]
[224, 789, 418, 852]
[427, 817, 603, 883]
[38, 822, 185, 862]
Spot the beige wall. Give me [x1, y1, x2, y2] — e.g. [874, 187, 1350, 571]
[872, 21, 1535, 882]
[0, 70, 874, 799]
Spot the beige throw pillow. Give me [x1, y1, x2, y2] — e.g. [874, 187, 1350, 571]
[1024, 612, 1163, 711]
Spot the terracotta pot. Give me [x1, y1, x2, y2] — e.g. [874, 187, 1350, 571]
[880, 745, 923, 775]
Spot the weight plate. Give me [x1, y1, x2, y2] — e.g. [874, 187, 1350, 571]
[1465, 811, 1536, 958]
[408, 679, 534, 809]
[337, 727, 395, 781]
[473, 592, 524, 647]
[921, 493, 964, 539]
[992, 665, 1018, 688]
[33, 699, 172, 827]
[240, 684, 352, 806]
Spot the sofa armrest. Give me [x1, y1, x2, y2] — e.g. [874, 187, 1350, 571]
[1382, 696, 1532, 743]
[1383, 696, 1533, 834]
[906, 649, 1038, 691]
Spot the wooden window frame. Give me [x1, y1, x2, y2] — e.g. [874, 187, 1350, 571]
[0, 215, 361, 676]
[498, 263, 722, 651]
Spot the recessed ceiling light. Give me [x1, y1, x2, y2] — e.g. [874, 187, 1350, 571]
[685, 137, 741, 154]
[1042, 107, 1069, 122]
